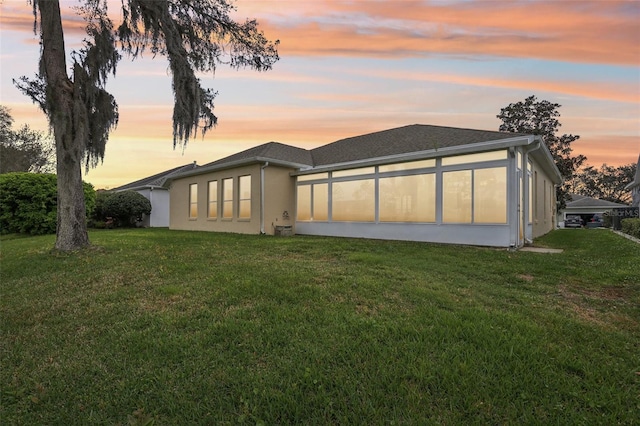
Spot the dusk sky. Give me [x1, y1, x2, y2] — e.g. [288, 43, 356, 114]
[1, 0, 639, 189]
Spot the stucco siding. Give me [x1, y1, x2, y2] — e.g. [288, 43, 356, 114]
[169, 164, 262, 234]
[263, 166, 297, 235]
[148, 189, 170, 227]
[531, 162, 557, 239]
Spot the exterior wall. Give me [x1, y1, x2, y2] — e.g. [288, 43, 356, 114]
[169, 164, 297, 235]
[296, 222, 511, 246]
[149, 189, 171, 227]
[169, 164, 262, 234]
[137, 188, 171, 227]
[529, 160, 557, 239]
[167, 146, 559, 247]
[263, 166, 296, 234]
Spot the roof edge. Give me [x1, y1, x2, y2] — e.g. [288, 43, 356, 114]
[167, 156, 306, 182]
[295, 135, 535, 175]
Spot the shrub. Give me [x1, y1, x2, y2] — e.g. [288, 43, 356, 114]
[91, 190, 115, 223]
[0, 172, 95, 235]
[101, 190, 151, 227]
[621, 218, 640, 239]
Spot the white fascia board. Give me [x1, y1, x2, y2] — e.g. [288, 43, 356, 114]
[167, 156, 306, 182]
[294, 136, 534, 176]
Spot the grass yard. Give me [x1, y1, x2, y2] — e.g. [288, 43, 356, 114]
[1, 229, 638, 425]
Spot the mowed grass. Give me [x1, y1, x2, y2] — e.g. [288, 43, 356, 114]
[1, 229, 638, 425]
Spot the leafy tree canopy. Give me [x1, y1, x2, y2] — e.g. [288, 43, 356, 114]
[497, 95, 586, 208]
[0, 105, 55, 174]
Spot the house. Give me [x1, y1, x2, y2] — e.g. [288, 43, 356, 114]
[114, 162, 198, 227]
[625, 154, 640, 207]
[168, 124, 562, 248]
[557, 194, 628, 228]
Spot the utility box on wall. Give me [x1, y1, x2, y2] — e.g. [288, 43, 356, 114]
[274, 225, 293, 236]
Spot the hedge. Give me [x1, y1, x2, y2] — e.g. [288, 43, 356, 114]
[0, 173, 95, 235]
[620, 218, 640, 239]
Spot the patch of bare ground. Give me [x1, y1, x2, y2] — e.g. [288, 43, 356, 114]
[556, 285, 637, 330]
[516, 274, 534, 282]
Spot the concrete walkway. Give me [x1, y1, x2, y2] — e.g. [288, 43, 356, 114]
[519, 247, 564, 254]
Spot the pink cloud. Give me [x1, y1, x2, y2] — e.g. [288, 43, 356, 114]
[257, 0, 639, 65]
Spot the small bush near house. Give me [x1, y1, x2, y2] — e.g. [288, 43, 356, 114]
[101, 190, 151, 227]
[621, 218, 640, 238]
[0, 172, 95, 235]
[90, 189, 114, 228]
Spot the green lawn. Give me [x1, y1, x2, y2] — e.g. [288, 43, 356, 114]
[1, 229, 638, 425]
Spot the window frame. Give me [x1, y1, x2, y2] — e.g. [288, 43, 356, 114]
[222, 177, 234, 220]
[238, 175, 252, 220]
[207, 180, 218, 220]
[189, 183, 198, 219]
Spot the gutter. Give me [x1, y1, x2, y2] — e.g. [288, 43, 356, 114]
[260, 162, 269, 234]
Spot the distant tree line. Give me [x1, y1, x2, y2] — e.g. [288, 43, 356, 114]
[568, 163, 636, 205]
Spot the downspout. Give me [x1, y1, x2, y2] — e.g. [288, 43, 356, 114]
[148, 187, 153, 227]
[260, 162, 269, 234]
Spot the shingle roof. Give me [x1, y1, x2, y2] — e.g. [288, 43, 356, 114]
[114, 162, 199, 191]
[199, 142, 313, 168]
[310, 124, 527, 166]
[566, 194, 628, 208]
[172, 124, 554, 182]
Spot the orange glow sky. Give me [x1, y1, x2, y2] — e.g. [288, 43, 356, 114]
[1, 0, 638, 189]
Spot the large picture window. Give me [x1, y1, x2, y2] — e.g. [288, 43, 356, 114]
[379, 174, 435, 222]
[297, 185, 311, 221]
[313, 183, 329, 221]
[297, 183, 329, 221]
[239, 175, 251, 219]
[208, 180, 217, 219]
[443, 170, 472, 223]
[443, 167, 507, 224]
[189, 183, 198, 219]
[222, 178, 233, 219]
[474, 167, 507, 224]
[332, 179, 375, 222]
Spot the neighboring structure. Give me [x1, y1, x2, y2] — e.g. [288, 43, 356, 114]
[114, 162, 198, 227]
[168, 124, 562, 248]
[625, 154, 640, 207]
[557, 194, 628, 228]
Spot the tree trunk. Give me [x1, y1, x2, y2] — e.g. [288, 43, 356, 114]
[39, 0, 90, 251]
